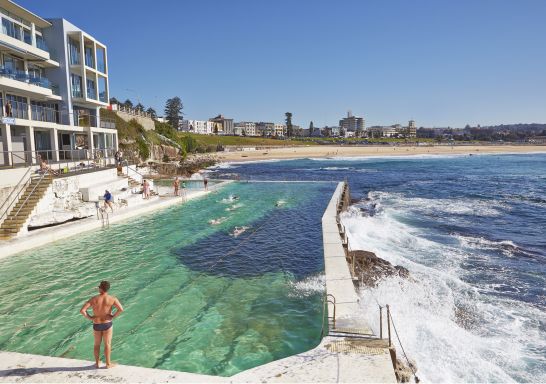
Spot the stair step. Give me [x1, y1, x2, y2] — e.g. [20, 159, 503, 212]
[1, 224, 22, 229]
[0, 228, 20, 233]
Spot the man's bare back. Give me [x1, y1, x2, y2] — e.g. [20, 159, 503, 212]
[80, 281, 123, 368]
[88, 294, 118, 324]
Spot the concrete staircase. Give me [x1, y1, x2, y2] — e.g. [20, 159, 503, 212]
[0, 175, 53, 240]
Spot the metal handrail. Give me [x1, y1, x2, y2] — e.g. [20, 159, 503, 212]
[0, 167, 32, 223]
[12, 172, 49, 219]
[327, 293, 337, 329]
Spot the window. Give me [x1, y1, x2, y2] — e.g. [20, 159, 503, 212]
[86, 78, 96, 99]
[68, 38, 81, 65]
[35, 34, 48, 51]
[96, 47, 106, 73]
[98, 77, 107, 102]
[84, 46, 94, 68]
[5, 94, 28, 119]
[3, 55, 25, 74]
[71, 74, 82, 98]
[2, 18, 21, 40]
[27, 64, 43, 79]
[23, 28, 31, 44]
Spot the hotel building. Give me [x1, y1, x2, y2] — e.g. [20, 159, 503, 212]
[0, 0, 117, 167]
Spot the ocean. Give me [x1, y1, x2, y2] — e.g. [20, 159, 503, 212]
[211, 153, 546, 382]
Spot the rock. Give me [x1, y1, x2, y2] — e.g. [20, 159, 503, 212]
[394, 357, 418, 383]
[349, 250, 410, 287]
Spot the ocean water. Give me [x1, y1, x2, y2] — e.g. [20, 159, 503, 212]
[0, 181, 331, 376]
[212, 153, 546, 382]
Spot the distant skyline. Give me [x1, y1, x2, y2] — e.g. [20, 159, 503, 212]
[19, 0, 546, 127]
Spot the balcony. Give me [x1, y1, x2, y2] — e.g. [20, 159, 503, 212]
[0, 66, 59, 97]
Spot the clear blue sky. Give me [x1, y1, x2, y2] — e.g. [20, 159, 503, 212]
[19, 0, 546, 127]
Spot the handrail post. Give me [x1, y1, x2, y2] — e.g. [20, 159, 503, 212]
[386, 304, 392, 347]
[379, 306, 383, 339]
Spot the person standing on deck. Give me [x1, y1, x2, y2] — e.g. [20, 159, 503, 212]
[203, 177, 208, 191]
[173, 177, 180, 196]
[142, 179, 150, 199]
[80, 281, 124, 369]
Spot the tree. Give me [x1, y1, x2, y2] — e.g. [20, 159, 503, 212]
[285, 112, 293, 138]
[135, 103, 145, 112]
[164, 97, 183, 129]
[123, 99, 133, 109]
[109, 97, 119, 105]
[146, 107, 157, 119]
[309, 121, 314, 136]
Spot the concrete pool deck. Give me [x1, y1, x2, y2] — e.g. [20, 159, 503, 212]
[0, 181, 230, 260]
[0, 180, 397, 383]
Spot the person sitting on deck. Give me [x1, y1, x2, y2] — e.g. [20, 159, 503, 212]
[37, 155, 59, 176]
[103, 190, 114, 213]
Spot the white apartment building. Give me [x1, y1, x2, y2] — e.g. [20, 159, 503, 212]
[181, 119, 214, 135]
[234, 122, 256, 136]
[274, 123, 285, 137]
[368, 126, 397, 138]
[0, 0, 117, 166]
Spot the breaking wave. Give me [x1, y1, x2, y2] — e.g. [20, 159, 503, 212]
[341, 191, 546, 382]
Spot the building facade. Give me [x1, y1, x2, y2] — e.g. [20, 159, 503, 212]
[181, 119, 213, 135]
[209, 114, 233, 135]
[274, 123, 285, 137]
[234, 121, 256, 136]
[0, 0, 117, 166]
[339, 111, 365, 137]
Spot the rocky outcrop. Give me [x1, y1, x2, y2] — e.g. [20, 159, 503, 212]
[349, 250, 410, 287]
[150, 143, 180, 161]
[394, 357, 418, 383]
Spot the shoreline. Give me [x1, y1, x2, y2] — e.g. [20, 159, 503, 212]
[218, 144, 546, 163]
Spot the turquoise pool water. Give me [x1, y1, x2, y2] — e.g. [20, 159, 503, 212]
[0, 181, 332, 376]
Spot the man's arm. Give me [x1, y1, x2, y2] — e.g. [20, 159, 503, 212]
[110, 298, 124, 320]
[80, 300, 94, 320]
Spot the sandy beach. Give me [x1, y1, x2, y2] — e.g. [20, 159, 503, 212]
[219, 144, 546, 162]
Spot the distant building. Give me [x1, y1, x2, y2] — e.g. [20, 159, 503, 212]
[234, 121, 256, 136]
[368, 126, 397, 138]
[407, 120, 417, 137]
[274, 123, 286, 137]
[209, 114, 233, 134]
[322, 126, 341, 137]
[256, 122, 274, 137]
[181, 120, 213, 135]
[339, 111, 365, 137]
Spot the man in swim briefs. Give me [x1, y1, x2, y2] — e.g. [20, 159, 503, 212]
[80, 281, 124, 368]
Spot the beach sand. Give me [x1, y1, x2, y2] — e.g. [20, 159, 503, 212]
[219, 144, 546, 162]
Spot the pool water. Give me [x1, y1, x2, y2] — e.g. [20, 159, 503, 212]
[0, 181, 333, 376]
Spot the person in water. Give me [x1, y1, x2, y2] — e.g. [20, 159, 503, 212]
[80, 281, 124, 369]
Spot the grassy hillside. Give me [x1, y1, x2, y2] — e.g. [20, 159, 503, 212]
[179, 133, 306, 147]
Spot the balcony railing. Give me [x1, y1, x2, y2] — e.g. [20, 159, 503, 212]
[0, 149, 118, 172]
[1, 23, 51, 54]
[0, 66, 59, 94]
[87, 90, 97, 100]
[72, 89, 83, 98]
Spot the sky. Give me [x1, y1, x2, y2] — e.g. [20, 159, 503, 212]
[19, 0, 546, 128]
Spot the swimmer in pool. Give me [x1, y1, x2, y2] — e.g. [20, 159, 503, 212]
[80, 281, 124, 368]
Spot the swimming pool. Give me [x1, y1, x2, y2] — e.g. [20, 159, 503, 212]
[0, 181, 332, 376]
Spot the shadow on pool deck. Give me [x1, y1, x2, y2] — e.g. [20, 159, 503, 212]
[0, 364, 97, 377]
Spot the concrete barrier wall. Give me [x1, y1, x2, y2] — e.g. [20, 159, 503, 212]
[115, 110, 155, 131]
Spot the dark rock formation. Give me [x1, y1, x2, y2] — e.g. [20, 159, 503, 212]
[348, 250, 410, 287]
